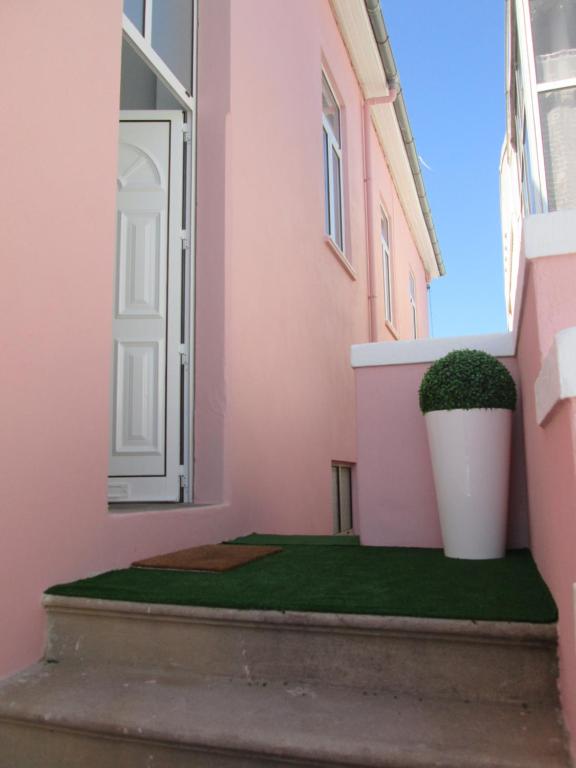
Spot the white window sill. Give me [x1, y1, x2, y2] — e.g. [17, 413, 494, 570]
[324, 236, 357, 280]
[384, 320, 399, 340]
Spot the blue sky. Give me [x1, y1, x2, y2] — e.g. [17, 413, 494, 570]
[381, 1, 508, 338]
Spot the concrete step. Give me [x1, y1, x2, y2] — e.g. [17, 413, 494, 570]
[0, 661, 569, 768]
[44, 595, 559, 706]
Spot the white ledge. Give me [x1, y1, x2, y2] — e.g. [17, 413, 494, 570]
[535, 327, 576, 425]
[524, 211, 576, 261]
[351, 333, 515, 368]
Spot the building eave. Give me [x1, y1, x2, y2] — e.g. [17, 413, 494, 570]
[329, 0, 444, 279]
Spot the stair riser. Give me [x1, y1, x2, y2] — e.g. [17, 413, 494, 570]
[0, 723, 311, 768]
[46, 607, 559, 705]
[0, 718, 551, 768]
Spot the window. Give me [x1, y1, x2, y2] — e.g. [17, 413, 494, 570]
[322, 74, 344, 251]
[380, 211, 393, 325]
[528, 0, 576, 210]
[332, 464, 353, 533]
[409, 272, 418, 339]
[122, 0, 195, 108]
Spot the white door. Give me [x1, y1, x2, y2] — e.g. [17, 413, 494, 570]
[108, 111, 185, 502]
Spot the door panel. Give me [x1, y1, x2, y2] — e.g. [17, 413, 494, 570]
[109, 112, 184, 502]
[114, 339, 163, 461]
[117, 210, 163, 317]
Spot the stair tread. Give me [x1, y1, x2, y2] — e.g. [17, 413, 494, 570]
[44, 595, 558, 643]
[0, 663, 569, 768]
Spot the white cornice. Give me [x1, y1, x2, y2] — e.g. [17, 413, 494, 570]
[329, 0, 439, 279]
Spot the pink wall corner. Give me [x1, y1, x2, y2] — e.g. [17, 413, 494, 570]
[355, 357, 529, 549]
[516, 255, 576, 755]
[0, 0, 247, 683]
[0, 0, 123, 678]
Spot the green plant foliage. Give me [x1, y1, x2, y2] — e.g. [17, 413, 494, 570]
[419, 349, 517, 413]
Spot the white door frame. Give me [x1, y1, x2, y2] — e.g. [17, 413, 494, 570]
[109, 2, 198, 504]
[109, 111, 188, 503]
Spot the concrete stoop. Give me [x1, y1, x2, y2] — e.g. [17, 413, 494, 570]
[0, 596, 570, 767]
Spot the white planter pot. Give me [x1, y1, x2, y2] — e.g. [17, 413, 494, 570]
[425, 409, 513, 560]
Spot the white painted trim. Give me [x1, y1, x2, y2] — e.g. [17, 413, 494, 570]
[351, 333, 516, 368]
[535, 327, 576, 425]
[380, 208, 393, 326]
[517, 0, 549, 212]
[523, 211, 576, 261]
[535, 76, 576, 93]
[144, 0, 153, 46]
[324, 236, 357, 279]
[184, 0, 199, 504]
[322, 71, 346, 254]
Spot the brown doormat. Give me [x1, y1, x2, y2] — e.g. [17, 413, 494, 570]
[132, 544, 282, 573]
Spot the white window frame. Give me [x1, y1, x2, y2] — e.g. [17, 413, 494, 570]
[515, 0, 576, 213]
[409, 271, 418, 339]
[322, 73, 345, 253]
[380, 209, 393, 326]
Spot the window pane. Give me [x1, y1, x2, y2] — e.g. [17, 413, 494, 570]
[124, 0, 145, 33]
[322, 75, 341, 143]
[120, 39, 180, 109]
[332, 148, 343, 249]
[412, 305, 418, 339]
[323, 129, 331, 235]
[530, 0, 576, 82]
[152, 0, 194, 93]
[539, 86, 576, 210]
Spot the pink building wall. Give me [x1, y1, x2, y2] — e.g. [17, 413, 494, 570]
[196, 0, 432, 533]
[0, 0, 433, 682]
[353, 344, 529, 549]
[514, 241, 576, 755]
[0, 0, 245, 682]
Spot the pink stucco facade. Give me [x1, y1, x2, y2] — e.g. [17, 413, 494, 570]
[0, 0, 247, 681]
[514, 242, 576, 755]
[195, 0, 432, 533]
[0, 0, 433, 681]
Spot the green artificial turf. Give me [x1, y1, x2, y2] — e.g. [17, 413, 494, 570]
[46, 538, 557, 624]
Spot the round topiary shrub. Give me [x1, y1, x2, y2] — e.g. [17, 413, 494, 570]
[419, 349, 517, 414]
